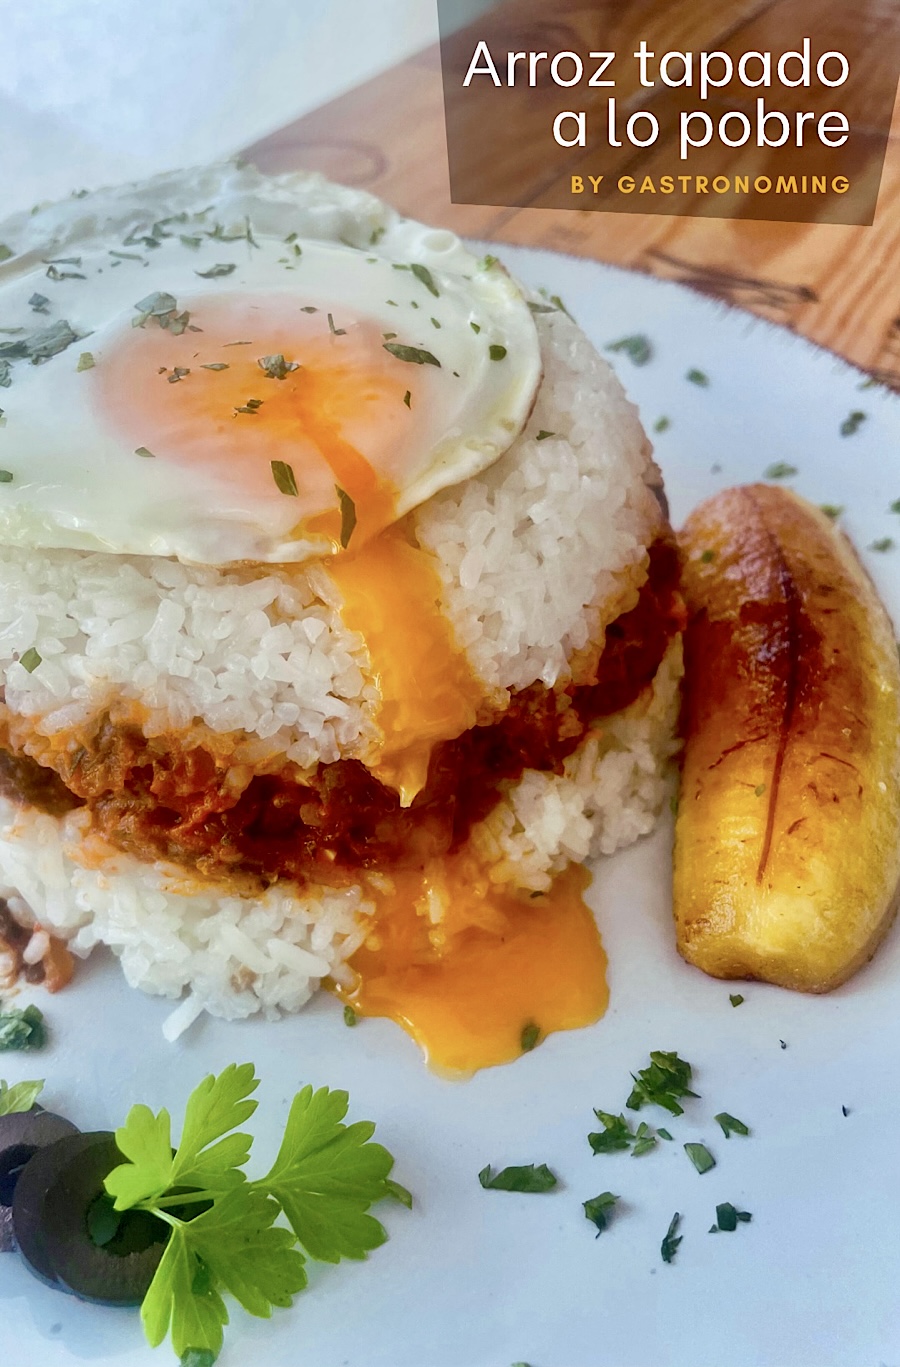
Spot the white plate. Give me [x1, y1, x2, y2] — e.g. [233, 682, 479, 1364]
[3, 247, 900, 1367]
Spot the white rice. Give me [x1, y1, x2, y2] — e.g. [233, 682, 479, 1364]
[0, 165, 677, 1028]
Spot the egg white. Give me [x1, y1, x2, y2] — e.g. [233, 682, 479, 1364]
[0, 164, 541, 565]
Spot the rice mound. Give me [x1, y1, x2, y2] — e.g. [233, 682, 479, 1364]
[0, 165, 678, 1026]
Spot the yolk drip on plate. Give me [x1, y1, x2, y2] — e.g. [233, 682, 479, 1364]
[327, 526, 484, 805]
[338, 858, 608, 1075]
[325, 529, 608, 1072]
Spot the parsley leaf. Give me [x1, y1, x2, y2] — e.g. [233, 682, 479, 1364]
[714, 1201, 752, 1231]
[19, 647, 41, 673]
[606, 334, 652, 366]
[0, 1002, 45, 1049]
[520, 1021, 541, 1052]
[383, 342, 440, 367]
[0, 1077, 44, 1114]
[410, 263, 439, 297]
[631, 1122, 657, 1157]
[840, 410, 866, 437]
[335, 486, 357, 549]
[764, 461, 798, 480]
[583, 1191, 618, 1235]
[195, 264, 236, 279]
[626, 1051, 698, 1116]
[107, 1063, 258, 1210]
[258, 1085, 396, 1262]
[729, 993, 744, 1007]
[686, 367, 709, 386]
[715, 1112, 750, 1138]
[588, 1111, 633, 1154]
[478, 1163, 558, 1193]
[661, 1211, 682, 1263]
[271, 461, 299, 497]
[684, 1142, 716, 1174]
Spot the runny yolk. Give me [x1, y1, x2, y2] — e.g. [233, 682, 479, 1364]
[99, 294, 416, 545]
[327, 526, 486, 805]
[338, 859, 608, 1075]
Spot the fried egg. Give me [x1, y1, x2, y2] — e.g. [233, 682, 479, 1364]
[0, 165, 541, 564]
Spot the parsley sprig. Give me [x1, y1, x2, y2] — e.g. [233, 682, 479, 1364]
[104, 1065, 405, 1361]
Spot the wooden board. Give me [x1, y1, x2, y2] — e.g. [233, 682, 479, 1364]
[244, 3, 900, 383]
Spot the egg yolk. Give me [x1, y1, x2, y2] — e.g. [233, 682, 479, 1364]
[99, 294, 425, 546]
[327, 526, 485, 804]
[338, 859, 608, 1075]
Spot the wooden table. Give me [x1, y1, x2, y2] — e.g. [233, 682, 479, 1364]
[244, 6, 900, 385]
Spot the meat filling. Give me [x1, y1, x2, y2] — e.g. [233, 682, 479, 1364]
[0, 542, 683, 888]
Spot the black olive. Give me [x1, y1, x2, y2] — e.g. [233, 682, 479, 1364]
[0, 1109, 79, 1251]
[13, 1131, 169, 1304]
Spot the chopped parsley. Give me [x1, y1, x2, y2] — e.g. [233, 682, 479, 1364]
[536, 430, 554, 441]
[686, 367, 709, 386]
[754, 783, 766, 797]
[327, 313, 347, 336]
[369, 226, 385, 246]
[0, 1077, 44, 1115]
[870, 537, 895, 552]
[470, 321, 481, 333]
[430, 317, 441, 329]
[19, 647, 42, 673]
[0, 319, 81, 373]
[383, 342, 440, 367]
[588, 1111, 633, 1154]
[133, 292, 190, 334]
[403, 390, 411, 408]
[167, 367, 190, 384]
[583, 1191, 618, 1236]
[653, 415, 671, 433]
[764, 462, 798, 479]
[729, 993, 744, 1007]
[195, 263, 237, 279]
[660, 1212, 682, 1263]
[335, 485, 357, 549]
[257, 354, 299, 380]
[0, 471, 12, 483]
[235, 398, 263, 414]
[271, 461, 298, 496]
[478, 1163, 557, 1193]
[631, 1122, 657, 1157]
[820, 504, 844, 520]
[45, 262, 85, 281]
[842, 1105, 850, 1117]
[105, 1066, 404, 1362]
[527, 301, 556, 315]
[700, 549, 715, 563]
[713, 1202, 752, 1232]
[300, 306, 318, 314]
[0, 1002, 45, 1050]
[76, 351, 95, 371]
[520, 1022, 541, 1053]
[200, 362, 229, 371]
[684, 1142, 715, 1174]
[343, 1005, 358, 1027]
[715, 1112, 750, 1138]
[0, 245, 12, 263]
[489, 344, 507, 361]
[134, 446, 155, 458]
[626, 1051, 698, 1116]
[840, 410, 867, 437]
[410, 263, 439, 297]
[28, 292, 50, 313]
[657, 1128, 673, 1141]
[606, 334, 652, 366]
